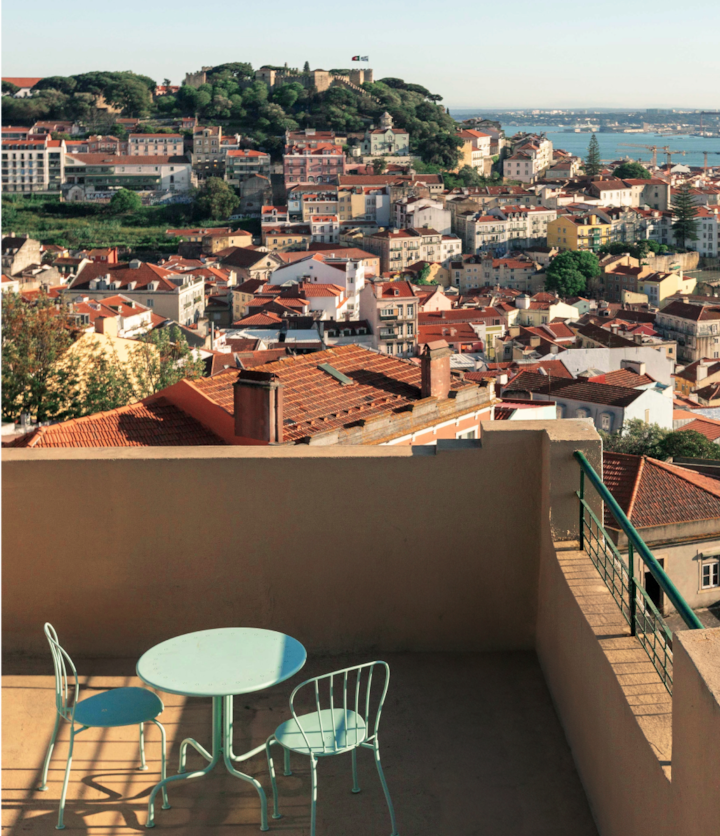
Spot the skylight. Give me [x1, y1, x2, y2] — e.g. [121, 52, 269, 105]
[317, 363, 354, 385]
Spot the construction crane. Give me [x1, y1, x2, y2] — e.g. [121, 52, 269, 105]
[661, 147, 685, 167]
[618, 143, 659, 166]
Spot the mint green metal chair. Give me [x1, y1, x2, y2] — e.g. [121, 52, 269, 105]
[265, 661, 398, 836]
[39, 624, 169, 830]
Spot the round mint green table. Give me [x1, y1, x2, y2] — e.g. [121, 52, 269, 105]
[137, 627, 307, 830]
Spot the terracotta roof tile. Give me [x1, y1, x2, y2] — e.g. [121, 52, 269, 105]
[6, 398, 225, 448]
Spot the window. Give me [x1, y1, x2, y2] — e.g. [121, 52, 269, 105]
[702, 560, 719, 589]
[456, 429, 477, 440]
[146, 299, 154, 307]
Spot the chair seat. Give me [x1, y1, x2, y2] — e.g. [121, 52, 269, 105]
[274, 708, 367, 755]
[73, 687, 163, 728]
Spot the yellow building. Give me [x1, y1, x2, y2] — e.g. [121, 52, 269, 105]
[261, 228, 312, 251]
[637, 271, 696, 305]
[547, 214, 612, 252]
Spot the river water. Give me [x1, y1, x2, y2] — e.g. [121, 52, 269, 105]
[467, 123, 720, 169]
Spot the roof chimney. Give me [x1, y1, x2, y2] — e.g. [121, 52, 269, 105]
[233, 370, 284, 443]
[696, 361, 710, 381]
[420, 340, 452, 400]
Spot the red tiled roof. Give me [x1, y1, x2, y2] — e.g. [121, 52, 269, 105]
[677, 417, 720, 442]
[508, 372, 644, 406]
[70, 261, 181, 292]
[2, 77, 43, 88]
[190, 344, 470, 443]
[587, 369, 655, 388]
[6, 398, 225, 448]
[603, 452, 720, 529]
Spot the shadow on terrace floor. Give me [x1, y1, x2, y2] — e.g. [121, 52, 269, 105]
[3, 652, 598, 836]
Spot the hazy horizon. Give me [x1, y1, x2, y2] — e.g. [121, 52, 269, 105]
[3, 0, 719, 110]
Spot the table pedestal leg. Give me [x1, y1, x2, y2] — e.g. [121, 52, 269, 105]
[222, 696, 269, 831]
[146, 695, 269, 831]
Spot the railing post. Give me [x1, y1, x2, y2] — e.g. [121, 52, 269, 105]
[578, 469, 585, 551]
[628, 542, 636, 636]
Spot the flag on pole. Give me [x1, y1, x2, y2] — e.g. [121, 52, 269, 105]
[352, 56, 369, 61]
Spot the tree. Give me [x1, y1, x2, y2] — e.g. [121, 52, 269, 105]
[600, 420, 720, 461]
[544, 250, 600, 297]
[108, 188, 142, 214]
[671, 183, 699, 249]
[657, 430, 720, 461]
[612, 161, 651, 180]
[2, 80, 19, 96]
[599, 419, 669, 458]
[584, 134, 602, 177]
[196, 177, 239, 220]
[372, 158, 387, 174]
[131, 326, 205, 398]
[1, 291, 80, 423]
[303, 61, 311, 73]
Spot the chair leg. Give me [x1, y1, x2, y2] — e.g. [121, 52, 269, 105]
[152, 719, 171, 810]
[39, 713, 61, 791]
[351, 747, 361, 793]
[139, 723, 148, 770]
[309, 756, 318, 836]
[265, 737, 281, 820]
[56, 727, 76, 830]
[373, 743, 398, 836]
[283, 746, 292, 776]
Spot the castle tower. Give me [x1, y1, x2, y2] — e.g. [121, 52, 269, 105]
[379, 111, 393, 130]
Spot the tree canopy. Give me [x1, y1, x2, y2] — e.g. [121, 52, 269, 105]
[195, 177, 239, 220]
[108, 188, 142, 214]
[544, 250, 600, 297]
[672, 183, 699, 249]
[600, 419, 720, 461]
[612, 161, 651, 180]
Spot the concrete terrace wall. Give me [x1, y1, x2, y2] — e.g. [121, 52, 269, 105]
[2, 423, 594, 659]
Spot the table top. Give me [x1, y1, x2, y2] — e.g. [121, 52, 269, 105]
[136, 628, 307, 697]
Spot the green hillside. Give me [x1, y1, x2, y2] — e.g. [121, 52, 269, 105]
[2, 64, 463, 167]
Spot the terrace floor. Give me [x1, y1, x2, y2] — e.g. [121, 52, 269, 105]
[3, 651, 598, 836]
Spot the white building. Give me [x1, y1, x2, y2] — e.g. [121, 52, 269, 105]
[394, 197, 452, 236]
[128, 134, 184, 156]
[503, 134, 553, 183]
[696, 207, 719, 258]
[309, 215, 340, 244]
[269, 253, 366, 320]
[2, 137, 66, 193]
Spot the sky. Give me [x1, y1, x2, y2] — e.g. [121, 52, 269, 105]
[3, 0, 720, 110]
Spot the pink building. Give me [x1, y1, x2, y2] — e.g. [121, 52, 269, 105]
[283, 144, 347, 187]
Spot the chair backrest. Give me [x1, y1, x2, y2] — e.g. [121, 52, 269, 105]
[44, 623, 79, 722]
[289, 661, 390, 754]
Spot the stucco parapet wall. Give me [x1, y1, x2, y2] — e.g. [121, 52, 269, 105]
[305, 384, 494, 445]
[482, 418, 602, 541]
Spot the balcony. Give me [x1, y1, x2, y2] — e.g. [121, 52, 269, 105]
[3, 422, 719, 836]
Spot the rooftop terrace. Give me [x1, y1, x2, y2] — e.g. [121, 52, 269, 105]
[3, 422, 719, 836]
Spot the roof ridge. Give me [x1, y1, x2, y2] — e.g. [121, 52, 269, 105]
[625, 457, 645, 521]
[647, 457, 720, 501]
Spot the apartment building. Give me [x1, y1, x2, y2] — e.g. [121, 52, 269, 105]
[270, 253, 366, 319]
[361, 228, 444, 274]
[285, 127, 345, 150]
[1, 137, 65, 193]
[309, 215, 340, 244]
[696, 206, 720, 258]
[192, 125, 223, 178]
[128, 134, 184, 156]
[1, 234, 42, 276]
[547, 213, 612, 251]
[450, 255, 541, 293]
[655, 300, 720, 363]
[359, 280, 418, 356]
[457, 205, 557, 253]
[503, 134, 553, 183]
[283, 144, 347, 186]
[225, 149, 271, 187]
[394, 197, 452, 235]
[456, 129, 492, 175]
[63, 155, 192, 195]
[69, 260, 206, 325]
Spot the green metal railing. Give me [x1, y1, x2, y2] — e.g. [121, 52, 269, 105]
[574, 451, 703, 693]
